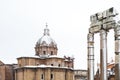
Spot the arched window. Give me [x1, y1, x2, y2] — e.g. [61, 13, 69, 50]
[58, 64, 60, 67]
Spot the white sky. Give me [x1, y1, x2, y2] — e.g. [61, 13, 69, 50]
[0, 0, 120, 70]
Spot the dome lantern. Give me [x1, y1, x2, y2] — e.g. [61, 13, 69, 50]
[43, 23, 50, 36]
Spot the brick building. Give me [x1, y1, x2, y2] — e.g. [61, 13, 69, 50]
[0, 60, 17, 80]
[0, 25, 89, 80]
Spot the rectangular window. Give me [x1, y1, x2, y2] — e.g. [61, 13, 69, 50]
[51, 74, 53, 80]
[41, 74, 44, 80]
[51, 51, 53, 55]
[43, 51, 46, 55]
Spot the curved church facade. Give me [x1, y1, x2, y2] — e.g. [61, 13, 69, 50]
[15, 25, 74, 80]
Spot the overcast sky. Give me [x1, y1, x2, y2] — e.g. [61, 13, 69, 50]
[0, 0, 120, 70]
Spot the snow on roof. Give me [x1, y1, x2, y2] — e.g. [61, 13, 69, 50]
[17, 55, 64, 59]
[17, 55, 40, 59]
[0, 60, 4, 65]
[18, 64, 73, 70]
[48, 55, 64, 59]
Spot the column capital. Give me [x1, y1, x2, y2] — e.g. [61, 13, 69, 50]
[88, 33, 94, 42]
[114, 25, 120, 40]
[100, 29, 107, 34]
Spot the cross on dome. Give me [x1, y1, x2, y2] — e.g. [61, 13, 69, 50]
[44, 23, 50, 36]
[46, 22, 48, 28]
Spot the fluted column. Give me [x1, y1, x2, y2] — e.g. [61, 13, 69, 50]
[100, 29, 107, 80]
[114, 25, 120, 80]
[87, 33, 94, 80]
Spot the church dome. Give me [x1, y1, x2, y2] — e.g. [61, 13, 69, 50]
[36, 24, 57, 47]
[35, 24, 58, 56]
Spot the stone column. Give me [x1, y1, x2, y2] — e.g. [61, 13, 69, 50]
[87, 33, 94, 80]
[100, 29, 107, 80]
[114, 25, 120, 80]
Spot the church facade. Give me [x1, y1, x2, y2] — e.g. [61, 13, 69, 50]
[14, 25, 74, 80]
